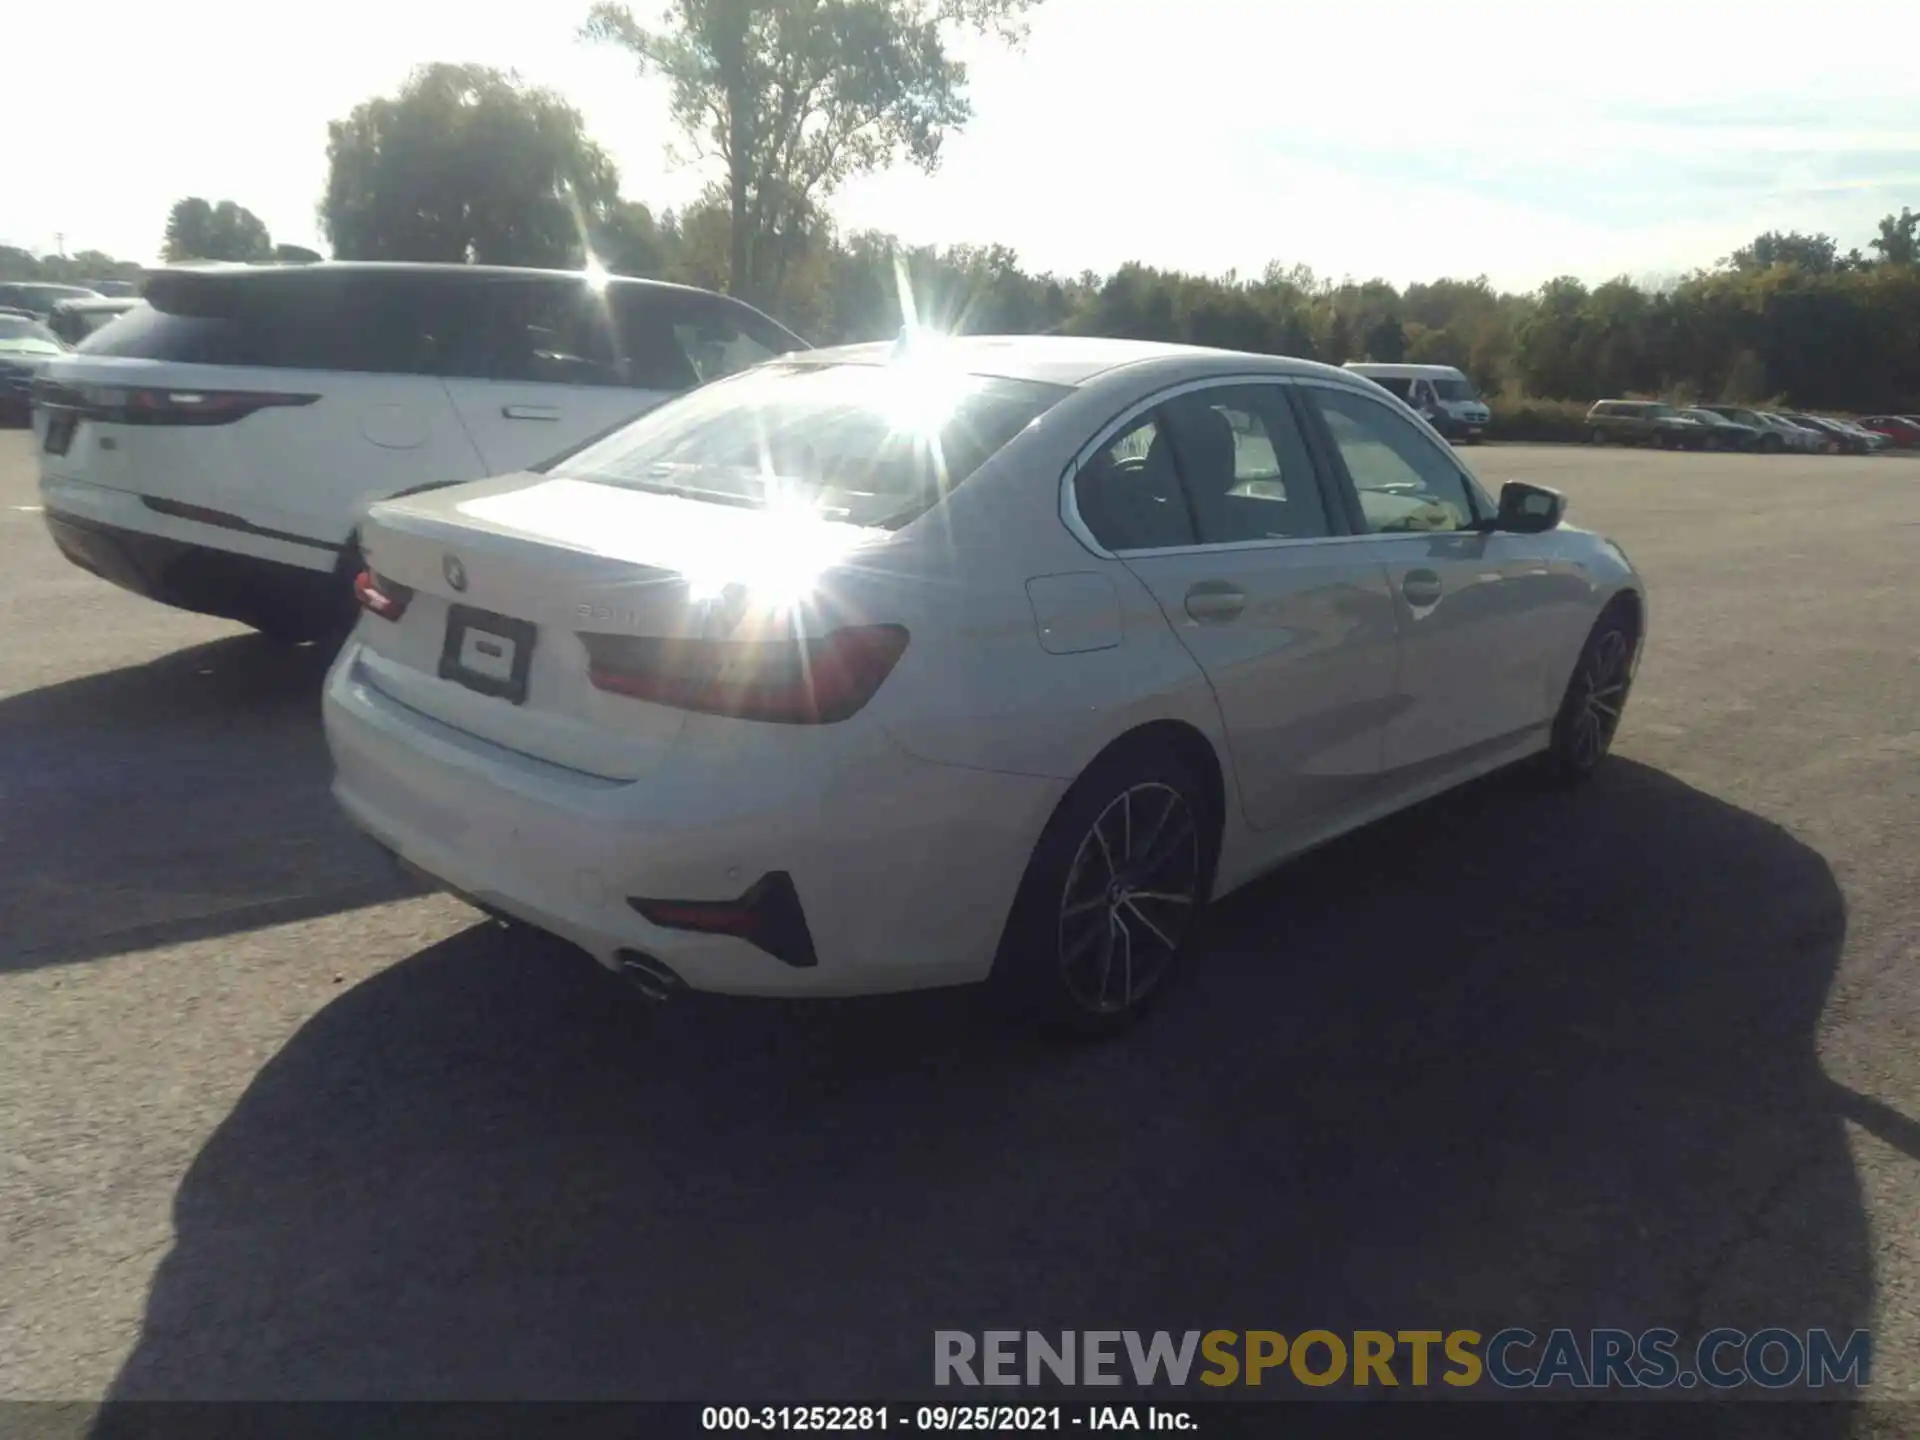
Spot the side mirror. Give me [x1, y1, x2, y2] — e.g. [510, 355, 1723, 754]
[1493, 480, 1565, 534]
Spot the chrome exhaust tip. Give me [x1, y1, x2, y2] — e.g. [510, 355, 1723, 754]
[617, 950, 685, 1003]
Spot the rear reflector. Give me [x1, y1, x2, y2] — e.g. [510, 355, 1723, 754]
[353, 569, 413, 621]
[582, 624, 908, 725]
[629, 872, 819, 968]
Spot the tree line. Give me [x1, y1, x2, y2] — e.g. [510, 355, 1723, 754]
[5, 0, 1917, 413]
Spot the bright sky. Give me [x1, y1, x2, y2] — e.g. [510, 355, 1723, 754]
[9, 0, 1919, 291]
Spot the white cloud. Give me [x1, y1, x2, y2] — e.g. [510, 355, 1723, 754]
[6, 0, 1917, 289]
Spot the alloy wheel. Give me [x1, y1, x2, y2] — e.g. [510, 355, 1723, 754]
[1056, 782, 1201, 1015]
[1570, 628, 1633, 770]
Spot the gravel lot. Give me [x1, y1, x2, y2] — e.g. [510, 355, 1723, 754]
[2, 430, 1919, 1408]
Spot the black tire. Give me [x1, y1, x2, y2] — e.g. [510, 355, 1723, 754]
[1542, 606, 1638, 785]
[989, 744, 1218, 1037]
[1760, 432, 1784, 454]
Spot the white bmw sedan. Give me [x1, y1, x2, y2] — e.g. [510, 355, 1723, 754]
[323, 336, 1645, 1032]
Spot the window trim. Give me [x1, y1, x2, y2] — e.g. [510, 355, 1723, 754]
[1059, 374, 1359, 560]
[1289, 376, 1495, 539]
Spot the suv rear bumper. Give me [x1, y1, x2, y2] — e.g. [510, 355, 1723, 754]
[44, 509, 343, 634]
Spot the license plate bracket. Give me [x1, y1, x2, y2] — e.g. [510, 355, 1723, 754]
[42, 412, 77, 457]
[439, 605, 537, 705]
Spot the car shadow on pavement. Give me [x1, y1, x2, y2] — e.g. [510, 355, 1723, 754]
[97, 758, 1867, 1410]
[0, 633, 418, 974]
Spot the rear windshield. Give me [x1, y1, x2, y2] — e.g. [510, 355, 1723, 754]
[548, 360, 1071, 529]
[1, 284, 96, 310]
[0, 315, 65, 355]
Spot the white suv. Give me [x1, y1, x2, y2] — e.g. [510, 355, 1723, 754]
[32, 263, 806, 639]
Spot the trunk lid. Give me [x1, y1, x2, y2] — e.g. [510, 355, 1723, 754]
[351, 471, 891, 779]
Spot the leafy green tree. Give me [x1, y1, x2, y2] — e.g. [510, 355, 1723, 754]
[580, 0, 1044, 306]
[1726, 230, 1842, 274]
[1870, 207, 1918, 267]
[163, 198, 273, 262]
[1361, 313, 1406, 362]
[322, 63, 620, 266]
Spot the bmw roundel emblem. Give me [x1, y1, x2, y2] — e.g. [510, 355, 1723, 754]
[443, 554, 468, 592]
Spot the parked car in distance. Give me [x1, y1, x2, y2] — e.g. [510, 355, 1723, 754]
[46, 296, 141, 347]
[1586, 400, 1709, 448]
[1698, 405, 1789, 453]
[1676, 407, 1759, 450]
[1343, 362, 1492, 442]
[1863, 415, 1920, 447]
[83, 279, 141, 298]
[0, 313, 70, 424]
[1778, 412, 1862, 455]
[1751, 411, 1831, 454]
[1826, 417, 1889, 452]
[34, 261, 809, 642]
[0, 281, 101, 319]
[323, 335, 1646, 1031]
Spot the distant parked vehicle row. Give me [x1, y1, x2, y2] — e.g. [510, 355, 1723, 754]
[1585, 399, 1909, 454]
[0, 313, 71, 424]
[45, 296, 142, 347]
[0, 281, 102, 320]
[1858, 415, 1920, 448]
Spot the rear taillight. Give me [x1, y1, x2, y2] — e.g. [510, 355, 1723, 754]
[582, 624, 908, 725]
[60, 385, 318, 426]
[353, 569, 413, 622]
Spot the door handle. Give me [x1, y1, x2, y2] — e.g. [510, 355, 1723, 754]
[1184, 581, 1245, 623]
[1401, 568, 1444, 607]
[502, 405, 562, 421]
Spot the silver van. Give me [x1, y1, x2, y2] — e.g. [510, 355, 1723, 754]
[1343, 362, 1491, 442]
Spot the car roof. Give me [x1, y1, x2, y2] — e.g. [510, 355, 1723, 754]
[788, 334, 1359, 389]
[51, 296, 139, 312]
[1341, 362, 1465, 378]
[144, 260, 742, 305]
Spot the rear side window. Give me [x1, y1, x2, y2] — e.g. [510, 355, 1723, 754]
[1075, 414, 1194, 551]
[447, 279, 627, 387]
[612, 288, 799, 390]
[1370, 376, 1415, 401]
[1159, 386, 1331, 543]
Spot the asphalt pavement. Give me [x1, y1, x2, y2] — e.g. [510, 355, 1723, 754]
[2, 431, 1919, 1406]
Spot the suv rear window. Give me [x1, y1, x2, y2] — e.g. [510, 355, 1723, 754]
[549, 360, 1070, 529]
[81, 270, 804, 391]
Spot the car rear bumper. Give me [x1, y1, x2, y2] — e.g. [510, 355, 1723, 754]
[43, 509, 342, 632]
[322, 638, 1067, 998]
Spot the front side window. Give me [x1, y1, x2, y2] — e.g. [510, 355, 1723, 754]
[550, 360, 1069, 529]
[1308, 385, 1484, 535]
